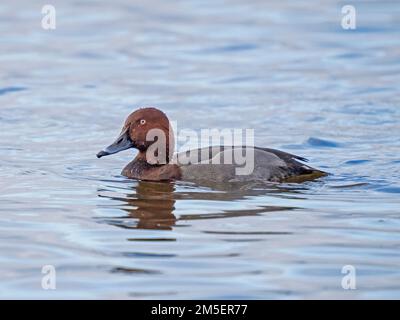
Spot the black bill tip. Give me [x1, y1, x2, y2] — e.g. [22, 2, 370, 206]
[96, 150, 109, 158]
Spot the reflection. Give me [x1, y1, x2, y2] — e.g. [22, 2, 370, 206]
[97, 180, 304, 231]
[111, 266, 161, 275]
[99, 181, 177, 230]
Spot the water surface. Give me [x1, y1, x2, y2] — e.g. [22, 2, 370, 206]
[0, 0, 400, 299]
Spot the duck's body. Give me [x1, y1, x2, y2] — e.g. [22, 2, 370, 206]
[120, 146, 324, 182]
[97, 108, 326, 183]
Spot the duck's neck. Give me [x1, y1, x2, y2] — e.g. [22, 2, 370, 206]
[134, 130, 174, 165]
[135, 151, 152, 163]
[134, 148, 171, 165]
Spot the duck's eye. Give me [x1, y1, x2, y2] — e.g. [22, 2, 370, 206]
[140, 119, 146, 125]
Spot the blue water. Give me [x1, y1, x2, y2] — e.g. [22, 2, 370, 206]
[0, 0, 399, 299]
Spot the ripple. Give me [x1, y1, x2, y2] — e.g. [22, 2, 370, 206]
[195, 43, 258, 54]
[127, 238, 177, 242]
[122, 252, 176, 258]
[344, 160, 372, 165]
[203, 230, 292, 235]
[111, 267, 161, 275]
[305, 137, 342, 148]
[0, 86, 27, 96]
[329, 182, 369, 189]
[376, 186, 400, 194]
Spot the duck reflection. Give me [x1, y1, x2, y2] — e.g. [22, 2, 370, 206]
[98, 179, 306, 231]
[130, 181, 177, 230]
[99, 181, 177, 230]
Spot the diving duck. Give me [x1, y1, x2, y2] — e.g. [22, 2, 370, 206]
[97, 107, 326, 183]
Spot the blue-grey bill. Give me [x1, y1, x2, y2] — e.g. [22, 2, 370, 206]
[96, 128, 133, 158]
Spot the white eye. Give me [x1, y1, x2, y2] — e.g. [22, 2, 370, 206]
[140, 119, 146, 125]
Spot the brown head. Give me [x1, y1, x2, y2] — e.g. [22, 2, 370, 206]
[97, 107, 174, 164]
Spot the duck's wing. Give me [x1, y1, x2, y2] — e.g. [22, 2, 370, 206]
[175, 147, 284, 182]
[255, 147, 308, 163]
[173, 146, 325, 183]
[174, 146, 308, 165]
[173, 146, 233, 165]
[253, 147, 328, 181]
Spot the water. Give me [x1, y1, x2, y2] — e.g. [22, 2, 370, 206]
[1, 0, 400, 299]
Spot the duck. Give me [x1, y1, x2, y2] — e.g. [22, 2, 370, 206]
[96, 107, 326, 183]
